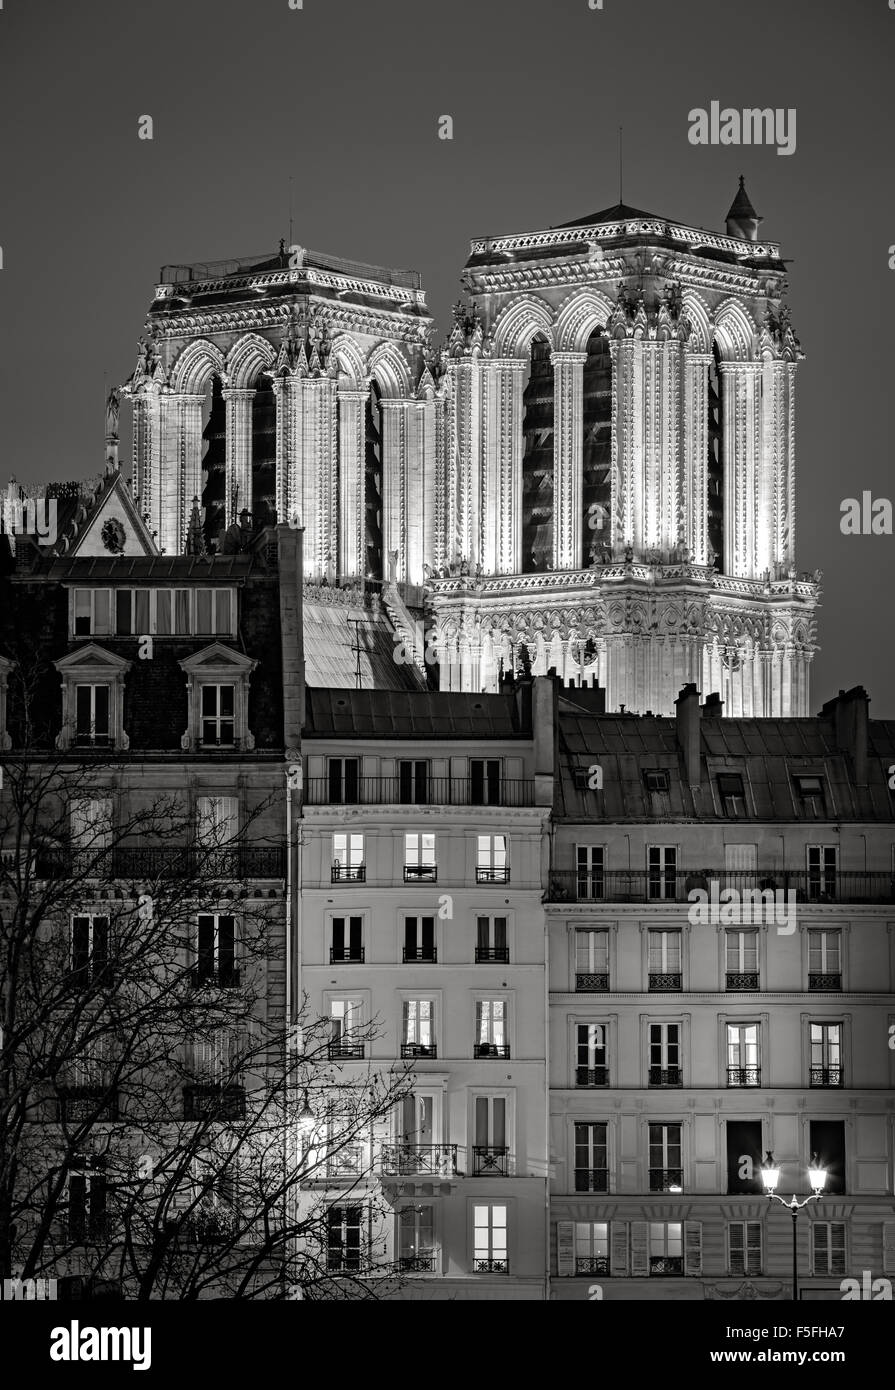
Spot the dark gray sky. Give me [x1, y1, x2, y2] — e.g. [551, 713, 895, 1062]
[1, 0, 893, 712]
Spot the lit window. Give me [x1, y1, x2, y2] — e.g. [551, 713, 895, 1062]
[726, 1023, 760, 1087]
[576, 846, 604, 900]
[405, 832, 436, 882]
[649, 1222, 682, 1275]
[474, 1000, 507, 1057]
[808, 929, 842, 989]
[810, 1023, 842, 1087]
[476, 834, 508, 884]
[473, 1203, 508, 1273]
[648, 930, 682, 989]
[575, 929, 608, 989]
[574, 1123, 608, 1193]
[725, 930, 759, 990]
[332, 832, 364, 882]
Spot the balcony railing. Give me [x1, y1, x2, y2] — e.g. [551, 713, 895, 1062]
[650, 1256, 684, 1275]
[404, 864, 437, 883]
[576, 972, 609, 991]
[57, 1087, 119, 1123]
[727, 1066, 761, 1087]
[330, 946, 365, 963]
[331, 864, 366, 883]
[398, 1254, 436, 1273]
[649, 1167, 683, 1192]
[809, 973, 842, 990]
[576, 1256, 609, 1275]
[305, 777, 534, 807]
[574, 1168, 609, 1193]
[400, 1043, 437, 1059]
[648, 1066, 682, 1087]
[475, 946, 510, 963]
[402, 946, 437, 963]
[473, 1258, 508, 1274]
[726, 971, 759, 991]
[547, 868, 895, 905]
[183, 1085, 246, 1120]
[38, 845, 285, 880]
[327, 1042, 365, 1060]
[476, 866, 510, 884]
[191, 965, 241, 990]
[575, 1066, 608, 1087]
[474, 1042, 510, 1059]
[810, 1065, 843, 1087]
[380, 1144, 457, 1176]
[648, 972, 682, 992]
[472, 1146, 509, 1176]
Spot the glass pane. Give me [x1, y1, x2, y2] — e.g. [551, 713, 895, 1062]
[220, 685, 235, 716]
[215, 591, 231, 635]
[175, 590, 190, 634]
[94, 590, 111, 634]
[196, 591, 212, 634]
[155, 590, 171, 634]
[134, 590, 150, 634]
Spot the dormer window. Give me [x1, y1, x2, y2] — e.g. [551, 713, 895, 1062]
[179, 644, 256, 753]
[717, 773, 746, 818]
[794, 774, 826, 818]
[54, 646, 131, 752]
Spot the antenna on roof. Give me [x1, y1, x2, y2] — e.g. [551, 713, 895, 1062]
[289, 176, 294, 248]
[347, 617, 363, 690]
[618, 126, 623, 205]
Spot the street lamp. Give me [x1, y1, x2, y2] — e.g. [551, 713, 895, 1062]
[297, 1091, 315, 1135]
[761, 1151, 827, 1301]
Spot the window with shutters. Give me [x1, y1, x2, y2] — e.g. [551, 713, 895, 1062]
[576, 845, 605, 901]
[328, 757, 359, 805]
[69, 914, 111, 989]
[401, 999, 435, 1057]
[726, 1023, 760, 1087]
[649, 1222, 683, 1275]
[476, 914, 509, 963]
[332, 832, 364, 883]
[403, 915, 436, 963]
[648, 1123, 683, 1192]
[398, 1205, 436, 1273]
[808, 929, 842, 990]
[807, 845, 837, 900]
[810, 1023, 843, 1087]
[474, 1000, 508, 1058]
[330, 914, 364, 963]
[575, 1222, 609, 1276]
[648, 930, 682, 990]
[405, 832, 436, 882]
[795, 774, 827, 819]
[473, 1096, 508, 1175]
[67, 1158, 107, 1242]
[470, 758, 502, 806]
[398, 759, 429, 805]
[726, 929, 759, 990]
[183, 1029, 246, 1119]
[472, 1203, 508, 1274]
[575, 928, 609, 989]
[57, 1038, 118, 1123]
[649, 1023, 682, 1087]
[729, 1221, 762, 1276]
[574, 1122, 608, 1193]
[329, 999, 364, 1059]
[476, 834, 509, 884]
[328, 1205, 364, 1272]
[193, 914, 238, 988]
[811, 1222, 846, 1276]
[575, 1023, 608, 1087]
[647, 845, 677, 900]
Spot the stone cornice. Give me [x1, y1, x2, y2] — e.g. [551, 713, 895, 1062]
[151, 300, 428, 348]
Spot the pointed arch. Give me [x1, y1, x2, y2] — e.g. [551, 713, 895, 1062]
[225, 333, 277, 388]
[366, 342, 412, 398]
[491, 295, 555, 357]
[555, 288, 614, 352]
[713, 300, 759, 362]
[170, 339, 226, 394]
[329, 335, 366, 390]
[680, 290, 713, 354]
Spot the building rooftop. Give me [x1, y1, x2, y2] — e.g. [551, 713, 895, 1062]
[303, 686, 528, 738]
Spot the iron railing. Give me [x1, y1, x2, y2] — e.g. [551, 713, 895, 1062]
[649, 1167, 683, 1192]
[404, 864, 437, 883]
[304, 777, 534, 807]
[648, 1066, 682, 1087]
[183, 1085, 246, 1120]
[810, 1065, 843, 1087]
[472, 1146, 509, 1176]
[475, 946, 510, 963]
[727, 1066, 761, 1087]
[380, 1144, 457, 1176]
[400, 1043, 437, 1059]
[473, 1258, 508, 1274]
[576, 972, 610, 991]
[574, 1169, 609, 1193]
[328, 1042, 365, 1060]
[56, 1088, 119, 1124]
[402, 946, 437, 963]
[398, 1254, 436, 1273]
[650, 1256, 684, 1275]
[648, 972, 682, 992]
[726, 971, 759, 991]
[474, 1042, 510, 1059]
[191, 965, 241, 990]
[330, 946, 365, 963]
[575, 1066, 608, 1087]
[331, 864, 366, 883]
[38, 845, 285, 880]
[576, 1256, 609, 1275]
[476, 866, 510, 884]
[547, 868, 895, 905]
[809, 973, 842, 990]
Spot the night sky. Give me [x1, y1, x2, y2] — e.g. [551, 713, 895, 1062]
[1, 0, 893, 712]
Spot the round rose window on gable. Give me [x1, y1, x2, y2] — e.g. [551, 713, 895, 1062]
[101, 518, 127, 554]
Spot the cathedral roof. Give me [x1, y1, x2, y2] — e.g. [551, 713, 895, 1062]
[553, 202, 666, 228]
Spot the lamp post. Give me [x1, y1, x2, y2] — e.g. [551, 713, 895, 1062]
[760, 1151, 827, 1302]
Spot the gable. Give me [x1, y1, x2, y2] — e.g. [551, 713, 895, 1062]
[64, 472, 157, 559]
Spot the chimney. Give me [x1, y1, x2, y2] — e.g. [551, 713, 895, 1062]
[703, 692, 724, 718]
[531, 675, 555, 807]
[675, 683, 701, 788]
[276, 522, 305, 750]
[821, 686, 869, 785]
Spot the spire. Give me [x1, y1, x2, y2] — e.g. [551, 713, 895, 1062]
[185, 496, 207, 557]
[725, 175, 763, 242]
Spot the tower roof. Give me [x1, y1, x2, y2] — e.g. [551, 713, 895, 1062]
[554, 202, 666, 228]
[725, 176, 763, 241]
[725, 175, 759, 223]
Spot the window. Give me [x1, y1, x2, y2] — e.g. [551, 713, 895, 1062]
[470, 758, 501, 805]
[649, 1222, 683, 1275]
[575, 1023, 608, 1087]
[68, 1159, 107, 1242]
[402, 1000, 435, 1057]
[718, 773, 746, 818]
[648, 930, 682, 990]
[808, 929, 842, 989]
[575, 1221, 609, 1276]
[648, 1123, 682, 1192]
[389, 1093, 450, 1174]
[809, 1121, 846, 1194]
[70, 915, 110, 988]
[403, 915, 436, 963]
[152, 588, 191, 636]
[726, 929, 758, 990]
[795, 774, 827, 818]
[726, 1120, 763, 1194]
[70, 797, 112, 865]
[810, 1023, 843, 1087]
[115, 589, 150, 637]
[194, 589, 233, 637]
[473, 1096, 508, 1175]
[404, 832, 436, 882]
[331, 915, 363, 963]
[327, 1205, 364, 1273]
[724, 842, 757, 886]
[329, 999, 363, 1059]
[473, 1203, 508, 1273]
[75, 685, 111, 746]
[58, 1040, 117, 1123]
[647, 845, 677, 900]
[476, 834, 508, 884]
[575, 928, 609, 989]
[184, 1030, 246, 1118]
[398, 1205, 436, 1273]
[476, 915, 509, 964]
[644, 769, 670, 815]
[73, 589, 113, 637]
[328, 757, 359, 805]
[807, 845, 837, 900]
[196, 796, 238, 850]
[75, 588, 234, 638]
[726, 1023, 760, 1086]
[812, 1222, 846, 1276]
[649, 1023, 681, 1086]
[576, 846, 604, 900]
[325, 1113, 367, 1178]
[474, 1000, 508, 1058]
[332, 832, 364, 883]
[194, 914, 238, 988]
[574, 1122, 608, 1193]
[729, 1221, 762, 1276]
[200, 685, 235, 747]
[399, 760, 428, 805]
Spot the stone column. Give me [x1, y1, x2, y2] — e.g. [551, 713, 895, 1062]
[610, 337, 637, 554]
[338, 388, 367, 582]
[273, 373, 304, 529]
[720, 363, 761, 578]
[132, 388, 164, 547]
[551, 351, 587, 570]
[482, 358, 526, 575]
[222, 386, 254, 527]
[683, 353, 711, 564]
[379, 398, 412, 585]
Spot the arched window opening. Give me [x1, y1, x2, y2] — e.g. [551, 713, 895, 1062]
[521, 335, 555, 573]
[582, 328, 612, 565]
[364, 381, 384, 584]
[200, 374, 226, 551]
[251, 372, 276, 531]
[707, 346, 724, 572]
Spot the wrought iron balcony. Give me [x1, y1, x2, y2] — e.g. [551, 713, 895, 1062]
[473, 1042, 510, 1059]
[573, 875, 605, 901]
[400, 1043, 437, 1059]
[650, 1256, 683, 1275]
[809, 973, 842, 990]
[181, 1211, 237, 1245]
[380, 1143, 457, 1176]
[328, 1041, 365, 1060]
[39, 845, 286, 880]
[648, 972, 682, 992]
[404, 864, 437, 883]
[57, 1087, 118, 1123]
[331, 863, 366, 883]
[649, 1167, 683, 1193]
[576, 1256, 609, 1275]
[475, 946, 510, 963]
[575, 1066, 608, 1087]
[810, 1065, 843, 1087]
[191, 965, 241, 990]
[402, 945, 437, 963]
[726, 971, 759, 991]
[574, 1168, 609, 1193]
[330, 946, 365, 963]
[576, 972, 609, 991]
[472, 1146, 509, 1176]
[648, 1066, 682, 1087]
[476, 866, 510, 884]
[398, 1254, 436, 1273]
[473, 1258, 508, 1274]
[305, 776, 533, 808]
[547, 868, 895, 905]
[183, 1085, 246, 1120]
[727, 1065, 761, 1087]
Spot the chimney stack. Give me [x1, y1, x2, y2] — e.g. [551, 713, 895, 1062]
[675, 683, 701, 789]
[821, 686, 869, 785]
